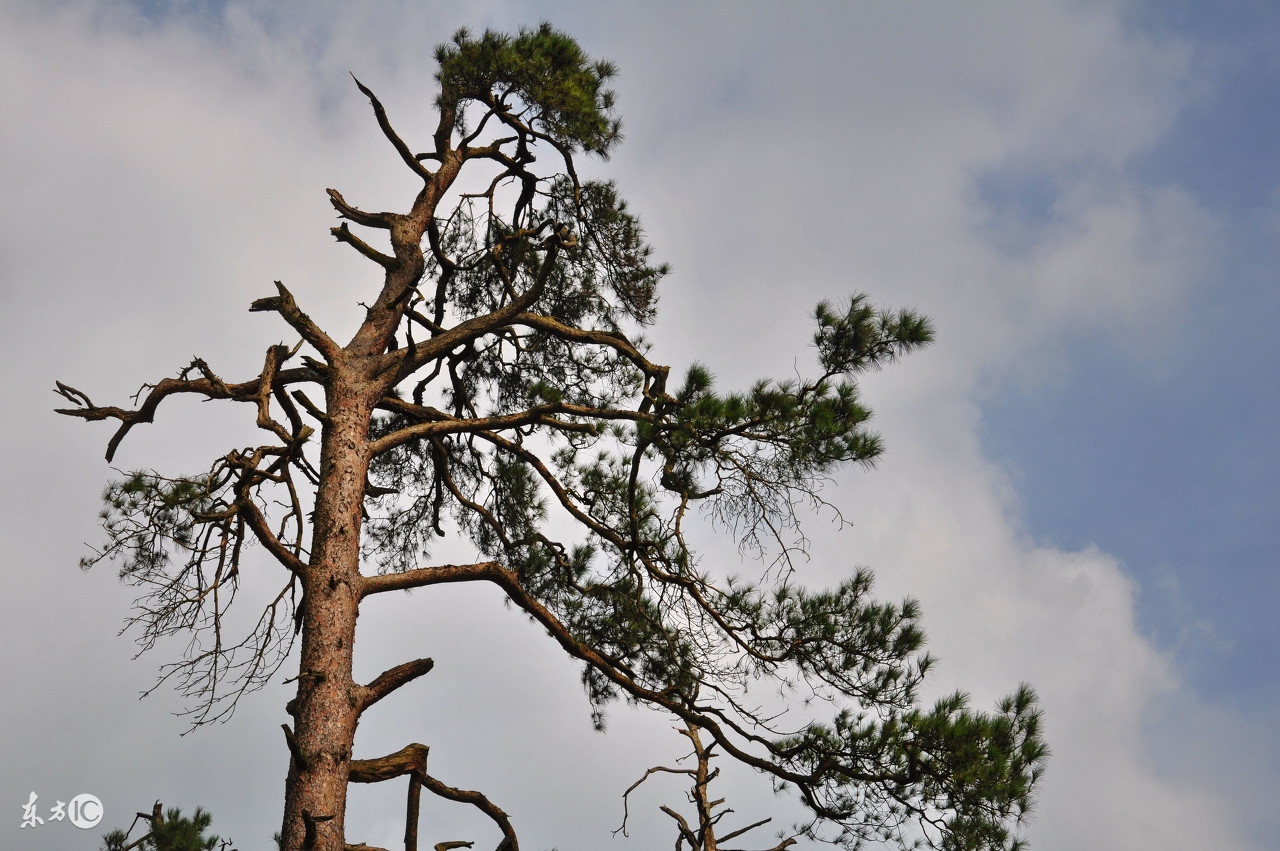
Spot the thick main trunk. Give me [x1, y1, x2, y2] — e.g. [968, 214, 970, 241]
[281, 378, 374, 851]
[277, 140, 455, 851]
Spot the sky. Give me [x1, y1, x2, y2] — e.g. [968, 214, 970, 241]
[1, 1, 1277, 849]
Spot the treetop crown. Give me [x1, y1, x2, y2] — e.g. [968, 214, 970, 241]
[436, 22, 622, 157]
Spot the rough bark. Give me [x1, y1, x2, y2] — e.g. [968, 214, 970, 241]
[281, 380, 375, 850]
[279, 78, 465, 851]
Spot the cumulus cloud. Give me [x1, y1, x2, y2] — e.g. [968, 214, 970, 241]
[0, 2, 1271, 850]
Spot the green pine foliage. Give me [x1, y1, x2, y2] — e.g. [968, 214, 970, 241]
[100, 806, 230, 851]
[436, 23, 622, 156]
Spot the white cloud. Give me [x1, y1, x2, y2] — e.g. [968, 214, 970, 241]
[832, 400, 1243, 849]
[0, 2, 1271, 850]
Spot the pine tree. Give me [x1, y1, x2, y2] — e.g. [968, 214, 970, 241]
[100, 804, 232, 851]
[58, 23, 1046, 851]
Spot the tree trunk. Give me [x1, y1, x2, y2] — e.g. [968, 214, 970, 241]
[281, 374, 374, 851]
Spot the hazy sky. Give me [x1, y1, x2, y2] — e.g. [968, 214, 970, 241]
[2, 2, 1277, 850]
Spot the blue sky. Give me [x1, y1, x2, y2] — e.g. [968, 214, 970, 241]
[1, 2, 1277, 850]
[979, 3, 1280, 709]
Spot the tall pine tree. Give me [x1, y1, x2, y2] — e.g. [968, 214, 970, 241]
[59, 24, 1046, 851]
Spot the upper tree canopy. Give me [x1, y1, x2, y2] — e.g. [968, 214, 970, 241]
[58, 23, 1045, 851]
[436, 25, 622, 156]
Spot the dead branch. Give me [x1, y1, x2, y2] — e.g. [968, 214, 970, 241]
[407, 772, 424, 851]
[55, 360, 319, 462]
[332, 222, 397, 269]
[304, 810, 335, 849]
[255, 342, 313, 446]
[346, 743, 430, 851]
[292, 388, 329, 423]
[283, 723, 311, 771]
[249, 280, 340, 363]
[418, 772, 518, 851]
[110, 801, 163, 851]
[356, 657, 436, 713]
[327, 187, 394, 229]
[367, 401, 609, 457]
[348, 743, 429, 784]
[352, 74, 435, 182]
[237, 478, 308, 575]
[619, 723, 798, 851]
[660, 803, 698, 850]
[614, 763, 693, 837]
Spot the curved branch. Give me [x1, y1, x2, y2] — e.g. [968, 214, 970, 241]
[459, 561, 899, 802]
[327, 188, 394, 230]
[513, 311, 668, 377]
[352, 74, 434, 182]
[418, 772, 518, 851]
[256, 343, 315, 446]
[56, 368, 235, 462]
[238, 494, 308, 576]
[614, 762, 691, 838]
[56, 358, 323, 462]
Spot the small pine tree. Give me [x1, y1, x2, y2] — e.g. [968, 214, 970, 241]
[100, 805, 232, 851]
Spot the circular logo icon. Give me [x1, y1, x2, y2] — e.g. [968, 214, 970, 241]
[69, 794, 103, 829]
